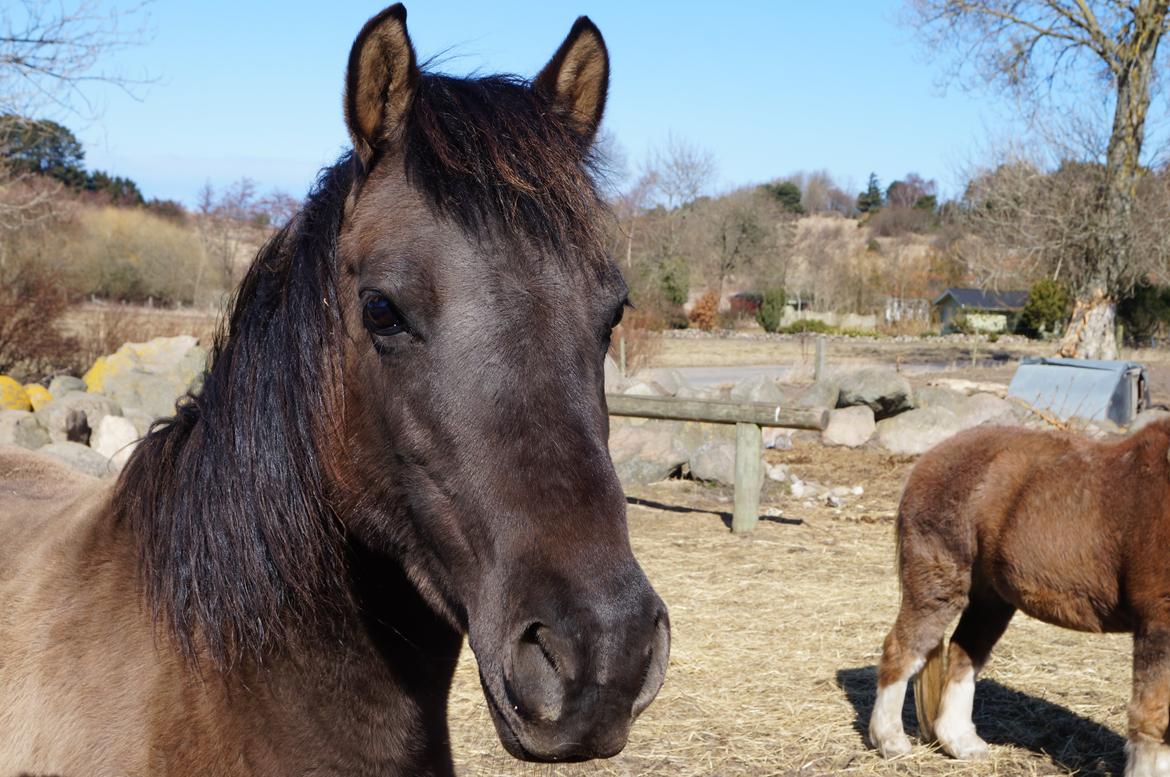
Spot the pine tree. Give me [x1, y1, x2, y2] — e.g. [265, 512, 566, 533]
[856, 173, 883, 214]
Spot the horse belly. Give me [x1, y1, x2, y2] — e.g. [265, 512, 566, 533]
[984, 512, 1129, 633]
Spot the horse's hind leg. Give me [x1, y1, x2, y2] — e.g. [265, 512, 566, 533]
[933, 594, 1015, 760]
[869, 577, 968, 758]
[1125, 627, 1170, 777]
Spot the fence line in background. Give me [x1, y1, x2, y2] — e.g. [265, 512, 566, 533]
[606, 394, 829, 534]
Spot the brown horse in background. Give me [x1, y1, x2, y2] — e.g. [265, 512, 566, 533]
[0, 6, 669, 775]
[869, 419, 1170, 777]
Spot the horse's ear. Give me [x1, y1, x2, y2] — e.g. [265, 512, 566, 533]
[345, 3, 419, 166]
[533, 16, 609, 144]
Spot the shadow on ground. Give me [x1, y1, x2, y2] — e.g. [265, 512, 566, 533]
[836, 666, 1125, 776]
[625, 495, 802, 530]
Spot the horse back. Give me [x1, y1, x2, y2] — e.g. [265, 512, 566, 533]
[0, 446, 220, 775]
[897, 422, 1170, 633]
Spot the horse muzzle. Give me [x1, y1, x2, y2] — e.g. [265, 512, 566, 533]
[479, 597, 670, 762]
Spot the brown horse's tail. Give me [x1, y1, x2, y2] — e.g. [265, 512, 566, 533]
[913, 638, 947, 742]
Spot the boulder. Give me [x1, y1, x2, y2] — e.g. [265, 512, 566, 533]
[102, 372, 190, 420]
[876, 406, 965, 455]
[48, 375, 87, 399]
[796, 379, 840, 410]
[0, 376, 30, 411]
[822, 405, 876, 447]
[608, 419, 700, 486]
[913, 385, 971, 416]
[688, 428, 763, 493]
[676, 383, 715, 400]
[957, 393, 1019, 428]
[35, 391, 120, 443]
[689, 441, 737, 485]
[837, 368, 913, 419]
[90, 415, 140, 470]
[766, 462, 790, 482]
[0, 410, 50, 449]
[122, 407, 157, 438]
[603, 354, 623, 394]
[652, 369, 687, 397]
[83, 336, 207, 420]
[729, 374, 784, 404]
[622, 381, 669, 397]
[762, 427, 794, 450]
[24, 383, 52, 411]
[39, 441, 111, 478]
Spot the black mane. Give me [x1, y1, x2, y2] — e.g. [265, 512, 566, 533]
[111, 67, 608, 668]
[402, 72, 607, 257]
[113, 160, 352, 667]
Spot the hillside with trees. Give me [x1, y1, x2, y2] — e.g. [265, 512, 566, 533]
[5, 0, 1170, 381]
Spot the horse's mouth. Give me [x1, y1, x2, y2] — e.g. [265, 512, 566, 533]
[479, 669, 609, 763]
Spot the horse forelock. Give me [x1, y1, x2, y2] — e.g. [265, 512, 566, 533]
[111, 160, 355, 669]
[397, 70, 611, 265]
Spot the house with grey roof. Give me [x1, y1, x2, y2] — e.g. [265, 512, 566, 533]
[933, 287, 1028, 333]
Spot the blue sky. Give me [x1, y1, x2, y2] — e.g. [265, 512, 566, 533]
[71, 1, 1048, 205]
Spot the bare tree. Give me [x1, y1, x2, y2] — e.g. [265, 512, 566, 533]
[648, 134, 716, 210]
[957, 154, 1101, 287]
[195, 178, 269, 292]
[257, 190, 301, 229]
[908, 0, 1170, 358]
[0, 0, 152, 116]
[611, 168, 657, 269]
[703, 187, 777, 297]
[0, 1, 151, 238]
[609, 136, 716, 310]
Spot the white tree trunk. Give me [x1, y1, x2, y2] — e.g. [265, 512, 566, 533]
[1058, 292, 1118, 360]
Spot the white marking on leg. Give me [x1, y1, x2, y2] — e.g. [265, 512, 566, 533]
[934, 664, 988, 760]
[1124, 736, 1170, 777]
[869, 657, 923, 759]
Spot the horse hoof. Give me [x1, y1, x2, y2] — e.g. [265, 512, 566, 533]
[941, 731, 989, 761]
[875, 734, 913, 758]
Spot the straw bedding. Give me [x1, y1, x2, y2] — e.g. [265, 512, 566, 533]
[448, 445, 1131, 776]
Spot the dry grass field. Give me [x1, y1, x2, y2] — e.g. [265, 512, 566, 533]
[447, 444, 1134, 777]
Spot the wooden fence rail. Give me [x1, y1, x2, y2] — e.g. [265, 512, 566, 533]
[606, 394, 829, 534]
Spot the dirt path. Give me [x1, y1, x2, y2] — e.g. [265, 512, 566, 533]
[447, 444, 1131, 776]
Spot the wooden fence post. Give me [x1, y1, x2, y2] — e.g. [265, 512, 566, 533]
[732, 421, 763, 534]
[814, 335, 826, 382]
[619, 334, 627, 377]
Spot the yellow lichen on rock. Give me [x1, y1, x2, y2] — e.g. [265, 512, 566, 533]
[0, 376, 31, 411]
[83, 356, 111, 393]
[24, 384, 52, 411]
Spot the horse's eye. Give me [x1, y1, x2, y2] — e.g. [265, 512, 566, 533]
[609, 300, 628, 330]
[362, 293, 405, 336]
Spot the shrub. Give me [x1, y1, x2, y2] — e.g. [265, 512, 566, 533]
[755, 288, 787, 333]
[608, 307, 664, 376]
[778, 318, 835, 335]
[0, 262, 78, 380]
[1118, 281, 1170, 344]
[69, 207, 218, 305]
[1017, 278, 1071, 338]
[660, 260, 690, 307]
[688, 291, 720, 331]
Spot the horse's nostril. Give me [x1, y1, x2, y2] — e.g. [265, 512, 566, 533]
[632, 610, 670, 718]
[507, 623, 568, 723]
[521, 622, 559, 674]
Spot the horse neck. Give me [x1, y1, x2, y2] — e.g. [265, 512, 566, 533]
[222, 541, 464, 776]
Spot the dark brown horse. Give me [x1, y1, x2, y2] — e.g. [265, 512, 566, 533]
[0, 6, 669, 775]
[868, 419, 1170, 777]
